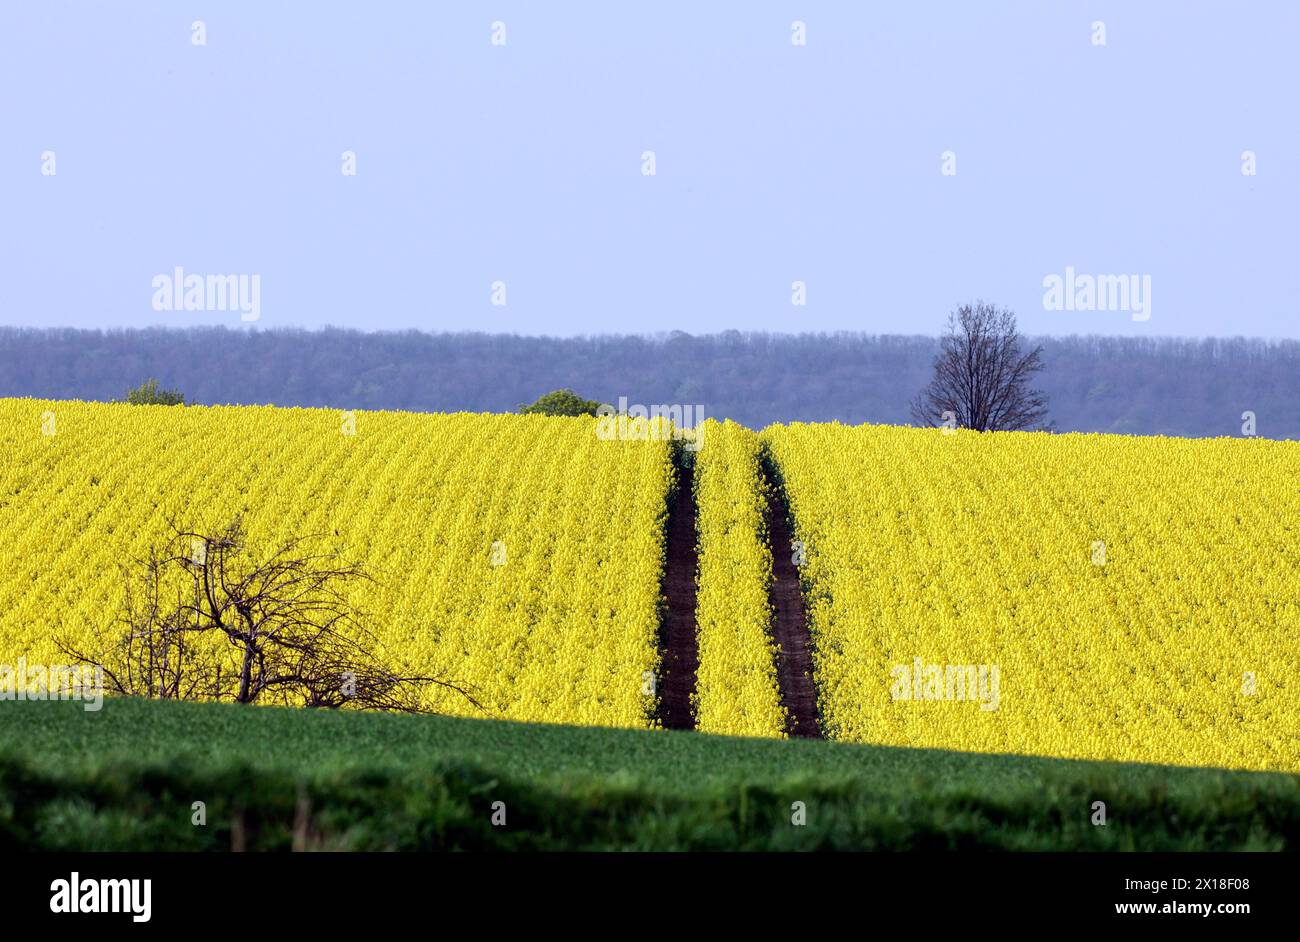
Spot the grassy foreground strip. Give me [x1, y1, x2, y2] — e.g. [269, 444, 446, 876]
[2, 699, 1297, 851]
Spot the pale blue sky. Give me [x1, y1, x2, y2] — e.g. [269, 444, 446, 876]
[2, 1, 1296, 337]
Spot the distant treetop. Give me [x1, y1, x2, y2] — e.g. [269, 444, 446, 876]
[518, 389, 601, 417]
[125, 378, 184, 406]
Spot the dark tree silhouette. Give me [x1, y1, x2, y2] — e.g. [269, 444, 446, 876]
[910, 302, 1050, 432]
[55, 519, 482, 714]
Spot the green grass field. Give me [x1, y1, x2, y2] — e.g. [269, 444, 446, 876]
[2, 698, 1297, 850]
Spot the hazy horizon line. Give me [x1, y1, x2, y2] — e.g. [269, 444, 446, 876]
[5, 323, 1300, 346]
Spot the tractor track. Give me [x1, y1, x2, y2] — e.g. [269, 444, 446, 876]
[657, 462, 699, 731]
[764, 468, 822, 738]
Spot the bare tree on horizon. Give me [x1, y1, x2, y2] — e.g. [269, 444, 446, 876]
[910, 302, 1050, 432]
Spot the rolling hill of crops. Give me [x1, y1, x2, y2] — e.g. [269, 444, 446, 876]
[763, 423, 1300, 772]
[2, 398, 1296, 778]
[0, 400, 673, 726]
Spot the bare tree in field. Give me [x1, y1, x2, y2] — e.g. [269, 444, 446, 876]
[910, 302, 1050, 432]
[56, 519, 481, 714]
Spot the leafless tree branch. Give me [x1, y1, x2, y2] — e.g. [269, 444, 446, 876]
[55, 519, 483, 716]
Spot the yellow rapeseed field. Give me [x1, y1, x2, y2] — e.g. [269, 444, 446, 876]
[0, 399, 673, 727]
[763, 423, 1300, 773]
[7, 396, 1295, 772]
[691, 420, 785, 737]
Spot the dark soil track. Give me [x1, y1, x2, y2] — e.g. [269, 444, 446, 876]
[765, 474, 822, 738]
[657, 459, 820, 738]
[658, 464, 699, 730]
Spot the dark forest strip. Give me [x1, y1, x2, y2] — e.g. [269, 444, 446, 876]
[764, 469, 822, 739]
[657, 462, 699, 731]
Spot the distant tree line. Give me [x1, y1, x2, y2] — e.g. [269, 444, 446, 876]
[1, 326, 1297, 439]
